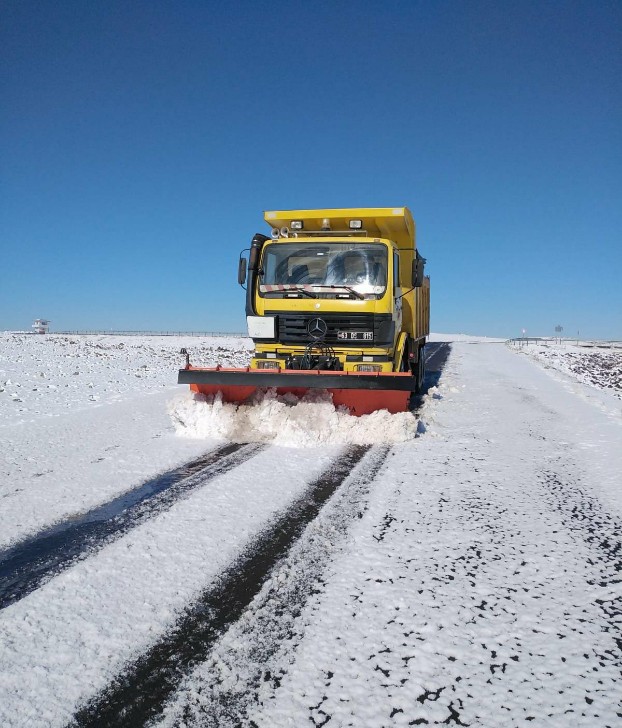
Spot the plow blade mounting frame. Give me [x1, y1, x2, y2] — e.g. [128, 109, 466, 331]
[178, 367, 417, 416]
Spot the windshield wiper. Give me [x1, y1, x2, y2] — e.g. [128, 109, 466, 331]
[286, 287, 317, 298]
[321, 285, 365, 300]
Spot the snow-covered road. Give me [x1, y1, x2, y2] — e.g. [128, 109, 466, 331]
[236, 343, 622, 728]
[0, 334, 620, 727]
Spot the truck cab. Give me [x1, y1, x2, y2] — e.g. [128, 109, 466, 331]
[241, 208, 429, 386]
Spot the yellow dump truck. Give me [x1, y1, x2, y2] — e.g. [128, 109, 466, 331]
[179, 207, 430, 415]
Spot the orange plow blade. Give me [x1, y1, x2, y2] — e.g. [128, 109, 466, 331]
[178, 366, 416, 416]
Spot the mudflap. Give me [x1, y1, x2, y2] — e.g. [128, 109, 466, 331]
[178, 367, 416, 416]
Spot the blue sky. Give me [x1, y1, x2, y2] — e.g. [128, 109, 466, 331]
[2, 0, 621, 338]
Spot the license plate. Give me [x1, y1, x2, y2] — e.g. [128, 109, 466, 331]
[337, 331, 373, 341]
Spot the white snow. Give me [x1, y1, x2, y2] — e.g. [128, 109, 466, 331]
[0, 333, 250, 548]
[236, 342, 622, 727]
[1, 332, 621, 727]
[0, 332, 251, 424]
[511, 340, 622, 399]
[170, 389, 422, 446]
[0, 444, 341, 726]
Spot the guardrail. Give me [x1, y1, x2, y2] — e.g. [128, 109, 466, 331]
[507, 337, 622, 349]
[50, 330, 247, 338]
[507, 337, 549, 346]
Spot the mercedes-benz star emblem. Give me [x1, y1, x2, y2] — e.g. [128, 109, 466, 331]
[307, 317, 328, 339]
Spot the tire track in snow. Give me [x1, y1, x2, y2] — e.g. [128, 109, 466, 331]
[257, 432, 620, 727]
[0, 442, 264, 610]
[72, 444, 376, 728]
[156, 444, 392, 728]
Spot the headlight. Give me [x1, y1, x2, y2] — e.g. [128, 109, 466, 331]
[255, 360, 281, 370]
[356, 364, 382, 372]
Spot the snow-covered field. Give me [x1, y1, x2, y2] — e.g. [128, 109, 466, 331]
[0, 332, 252, 423]
[0, 334, 251, 548]
[0, 332, 621, 727]
[512, 340, 622, 399]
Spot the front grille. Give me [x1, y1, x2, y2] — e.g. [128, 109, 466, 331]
[267, 312, 393, 346]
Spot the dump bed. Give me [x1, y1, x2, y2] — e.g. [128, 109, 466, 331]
[264, 207, 416, 250]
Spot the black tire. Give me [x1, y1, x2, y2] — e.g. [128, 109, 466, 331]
[399, 344, 423, 394]
[400, 349, 410, 373]
[415, 346, 425, 393]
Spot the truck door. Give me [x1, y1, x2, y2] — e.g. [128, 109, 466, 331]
[393, 249, 403, 332]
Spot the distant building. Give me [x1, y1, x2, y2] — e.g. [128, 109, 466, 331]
[32, 319, 50, 334]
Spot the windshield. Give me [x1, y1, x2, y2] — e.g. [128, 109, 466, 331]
[259, 242, 387, 299]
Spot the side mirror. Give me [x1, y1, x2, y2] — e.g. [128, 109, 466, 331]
[412, 256, 425, 287]
[238, 257, 247, 286]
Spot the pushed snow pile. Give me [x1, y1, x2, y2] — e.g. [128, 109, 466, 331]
[169, 389, 422, 446]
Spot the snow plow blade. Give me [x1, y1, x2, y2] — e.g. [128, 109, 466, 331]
[178, 366, 416, 416]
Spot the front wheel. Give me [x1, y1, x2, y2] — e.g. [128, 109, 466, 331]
[415, 346, 425, 393]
